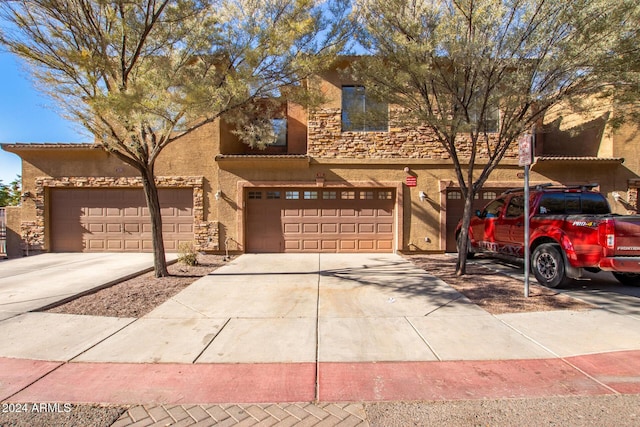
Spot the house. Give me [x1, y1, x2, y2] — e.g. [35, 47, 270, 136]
[2, 65, 639, 258]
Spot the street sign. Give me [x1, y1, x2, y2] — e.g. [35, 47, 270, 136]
[406, 176, 417, 187]
[518, 133, 532, 167]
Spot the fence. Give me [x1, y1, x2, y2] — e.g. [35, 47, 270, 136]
[0, 207, 6, 258]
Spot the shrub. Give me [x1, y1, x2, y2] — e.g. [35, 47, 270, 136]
[178, 241, 199, 266]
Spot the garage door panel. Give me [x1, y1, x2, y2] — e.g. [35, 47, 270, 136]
[285, 240, 300, 250]
[340, 240, 356, 250]
[107, 240, 123, 250]
[178, 224, 193, 233]
[88, 240, 105, 250]
[51, 188, 193, 253]
[88, 223, 104, 233]
[322, 223, 338, 233]
[321, 240, 337, 250]
[378, 223, 393, 233]
[303, 240, 319, 250]
[358, 223, 375, 233]
[377, 241, 393, 250]
[303, 224, 319, 233]
[358, 240, 375, 250]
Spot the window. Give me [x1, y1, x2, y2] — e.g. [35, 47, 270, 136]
[303, 191, 318, 200]
[538, 193, 565, 215]
[341, 86, 388, 132]
[341, 191, 356, 200]
[469, 95, 499, 133]
[378, 191, 393, 200]
[505, 196, 524, 217]
[482, 198, 505, 218]
[447, 191, 462, 200]
[266, 191, 281, 199]
[537, 193, 610, 215]
[323, 191, 337, 200]
[248, 191, 262, 199]
[271, 118, 287, 146]
[285, 191, 299, 200]
[359, 191, 374, 200]
[483, 191, 497, 200]
[581, 193, 610, 214]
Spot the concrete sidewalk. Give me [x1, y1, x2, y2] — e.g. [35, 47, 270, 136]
[0, 253, 177, 321]
[0, 253, 639, 425]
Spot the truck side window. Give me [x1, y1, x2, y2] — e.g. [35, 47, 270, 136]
[505, 196, 524, 217]
[581, 193, 610, 214]
[483, 199, 505, 218]
[566, 195, 580, 214]
[538, 193, 565, 215]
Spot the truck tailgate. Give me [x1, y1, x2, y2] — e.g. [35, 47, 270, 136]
[611, 216, 640, 256]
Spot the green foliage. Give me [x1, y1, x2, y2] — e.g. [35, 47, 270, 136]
[177, 241, 199, 266]
[0, 0, 352, 275]
[349, 0, 638, 273]
[0, 176, 21, 207]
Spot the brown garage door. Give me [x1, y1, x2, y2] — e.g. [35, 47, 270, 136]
[51, 188, 193, 252]
[246, 188, 394, 253]
[445, 187, 506, 252]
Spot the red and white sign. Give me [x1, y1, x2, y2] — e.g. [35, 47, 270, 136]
[518, 133, 533, 167]
[406, 176, 417, 187]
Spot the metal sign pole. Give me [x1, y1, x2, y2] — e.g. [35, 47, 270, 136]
[518, 129, 534, 298]
[523, 163, 530, 298]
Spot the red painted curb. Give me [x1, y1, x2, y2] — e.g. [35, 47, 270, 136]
[567, 350, 640, 394]
[7, 362, 316, 404]
[318, 359, 615, 402]
[0, 358, 62, 401]
[2, 351, 639, 404]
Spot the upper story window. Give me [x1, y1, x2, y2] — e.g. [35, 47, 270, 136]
[341, 86, 388, 132]
[469, 96, 499, 133]
[271, 118, 287, 146]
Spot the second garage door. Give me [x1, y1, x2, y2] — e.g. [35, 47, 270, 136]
[51, 188, 194, 252]
[246, 188, 395, 253]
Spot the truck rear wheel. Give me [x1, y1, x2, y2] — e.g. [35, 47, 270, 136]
[612, 272, 640, 286]
[532, 244, 569, 288]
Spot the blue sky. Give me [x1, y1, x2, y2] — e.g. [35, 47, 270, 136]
[0, 51, 89, 185]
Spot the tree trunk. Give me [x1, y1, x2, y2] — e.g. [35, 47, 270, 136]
[455, 189, 475, 276]
[140, 166, 169, 277]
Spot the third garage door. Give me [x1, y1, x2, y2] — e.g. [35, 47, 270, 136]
[246, 188, 394, 253]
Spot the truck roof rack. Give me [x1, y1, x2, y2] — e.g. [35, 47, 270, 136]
[501, 183, 599, 195]
[502, 183, 553, 194]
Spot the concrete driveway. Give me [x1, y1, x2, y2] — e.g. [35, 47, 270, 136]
[0, 253, 177, 320]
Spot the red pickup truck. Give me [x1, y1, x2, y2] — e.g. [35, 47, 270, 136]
[456, 184, 640, 288]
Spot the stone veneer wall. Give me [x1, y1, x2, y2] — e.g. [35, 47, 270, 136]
[307, 109, 520, 159]
[21, 176, 218, 253]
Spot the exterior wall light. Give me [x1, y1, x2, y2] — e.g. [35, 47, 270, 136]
[214, 190, 222, 200]
[419, 191, 427, 201]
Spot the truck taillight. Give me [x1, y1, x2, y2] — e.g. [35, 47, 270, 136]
[599, 219, 615, 255]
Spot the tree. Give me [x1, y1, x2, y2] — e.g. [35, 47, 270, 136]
[351, 0, 637, 275]
[0, 0, 350, 276]
[0, 176, 21, 207]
